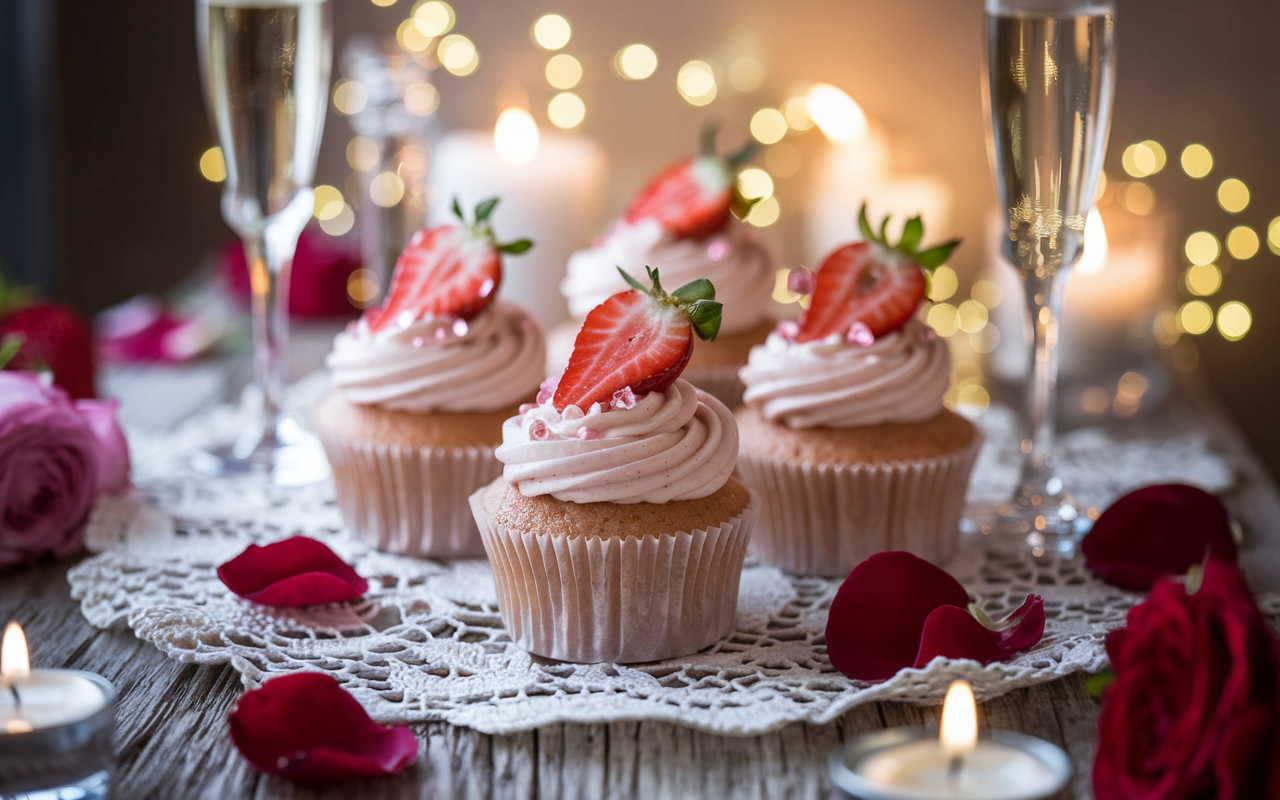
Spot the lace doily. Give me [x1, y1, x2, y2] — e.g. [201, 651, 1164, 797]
[69, 379, 1255, 736]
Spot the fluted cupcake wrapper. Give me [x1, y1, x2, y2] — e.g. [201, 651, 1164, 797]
[684, 365, 746, 410]
[320, 435, 502, 558]
[472, 488, 759, 664]
[735, 436, 981, 577]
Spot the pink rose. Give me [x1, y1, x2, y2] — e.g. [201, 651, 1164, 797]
[0, 372, 128, 570]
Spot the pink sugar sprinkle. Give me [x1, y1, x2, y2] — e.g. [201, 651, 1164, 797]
[924, 326, 938, 341]
[776, 320, 801, 341]
[451, 318, 469, 337]
[433, 327, 448, 341]
[411, 337, 425, 348]
[706, 240, 729, 261]
[787, 268, 816, 296]
[529, 421, 550, 440]
[610, 386, 638, 410]
[519, 403, 537, 414]
[576, 427, 601, 440]
[846, 322, 875, 346]
[536, 378, 558, 405]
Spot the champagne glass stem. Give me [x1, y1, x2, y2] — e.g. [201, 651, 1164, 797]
[1018, 268, 1068, 494]
[233, 229, 295, 459]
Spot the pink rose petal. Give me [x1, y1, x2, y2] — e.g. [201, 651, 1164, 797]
[228, 672, 416, 784]
[74, 398, 130, 494]
[217, 536, 367, 607]
[1083, 484, 1237, 591]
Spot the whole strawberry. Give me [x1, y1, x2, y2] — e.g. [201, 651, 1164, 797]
[623, 126, 759, 240]
[554, 267, 721, 411]
[794, 205, 961, 343]
[362, 197, 532, 333]
[0, 303, 97, 399]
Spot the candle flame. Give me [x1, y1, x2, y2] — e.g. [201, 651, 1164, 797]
[494, 108, 540, 165]
[804, 83, 868, 146]
[2, 622, 30, 679]
[940, 680, 978, 758]
[1075, 207, 1109, 276]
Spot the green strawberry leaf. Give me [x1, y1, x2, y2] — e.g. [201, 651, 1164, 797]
[916, 240, 961, 271]
[645, 266, 665, 296]
[0, 333, 24, 370]
[878, 214, 889, 242]
[731, 189, 762, 221]
[496, 239, 533, 254]
[474, 197, 500, 224]
[700, 123, 720, 158]
[451, 197, 464, 222]
[858, 203, 876, 244]
[684, 299, 723, 342]
[671, 278, 716, 304]
[1085, 669, 1115, 699]
[618, 267, 650, 293]
[898, 216, 924, 253]
[726, 141, 758, 169]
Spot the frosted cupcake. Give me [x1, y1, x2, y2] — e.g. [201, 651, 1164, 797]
[735, 207, 980, 577]
[473, 268, 757, 663]
[316, 198, 544, 558]
[547, 130, 776, 407]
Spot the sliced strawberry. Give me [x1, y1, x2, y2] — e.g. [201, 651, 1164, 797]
[362, 198, 531, 333]
[622, 127, 758, 240]
[795, 205, 960, 342]
[553, 267, 721, 412]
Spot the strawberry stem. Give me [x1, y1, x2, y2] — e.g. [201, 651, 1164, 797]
[615, 266, 723, 342]
[0, 333, 24, 370]
[857, 202, 961, 273]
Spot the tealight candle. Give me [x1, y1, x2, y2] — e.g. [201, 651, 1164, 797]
[830, 681, 1070, 800]
[0, 622, 117, 799]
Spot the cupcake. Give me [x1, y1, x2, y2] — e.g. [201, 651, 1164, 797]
[547, 129, 776, 407]
[316, 198, 545, 558]
[473, 268, 757, 663]
[735, 207, 980, 577]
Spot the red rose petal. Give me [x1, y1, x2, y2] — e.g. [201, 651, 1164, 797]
[228, 672, 416, 784]
[914, 595, 1045, 668]
[826, 551, 970, 682]
[1083, 484, 1237, 591]
[218, 536, 367, 607]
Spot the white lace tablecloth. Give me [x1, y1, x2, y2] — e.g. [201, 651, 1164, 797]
[69, 377, 1264, 736]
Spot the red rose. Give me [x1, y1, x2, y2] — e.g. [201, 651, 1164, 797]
[1094, 561, 1280, 799]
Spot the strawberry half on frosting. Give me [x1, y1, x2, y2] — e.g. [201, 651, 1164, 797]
[622, 126, 759, 240]
[362, 198, 532, 333]
[553, 267, 721, 412]
[791, 205, 960, 343]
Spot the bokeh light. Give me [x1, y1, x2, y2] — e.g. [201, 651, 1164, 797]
[750, 108, 787, 145]
[1122, 142, 1160, 177]
[371, 0, 396, 6]
[545, 53, 582, 89]
[313, 185, 344, 219]
[412, 1, 454, 36]
[782, 97, 813, 131]
[347, 137, 380, 172]
[764, 142, 801, 177]
[804, 83, 867, 144]
[745, 195, 780, 227]
[1185, 231, 1220, 266]
[677, 60, 717, 106]
[199, 147, 225, 182]
[346, 268, 380, 307]
[319, 203, 355, 236]
[370, 172, 405, 207]
[970, 325, 1000, 354]
[332, 79, 368, 115]
[1177, 300, 1213, 335]
[1185, 263, 1221, 296]
[729, 56, 765, 92]
[439, 34, 478, 75]
[532, 14, 571, 50]
[1226, 226, 1259, 260]
[971, 279, 1001, 308]
[927, 265, 958, 301]
[1269, 217, 1280, 256]
[547, 92, 585, 129]
[397, 18, 431, 52]
[404, 83, 439, 116]
[1216, 301, 1251, 341]
[926, 303, 960, 337]
[1120, 182, 1155, 215]
[1217, 178, 1249, 213]
[1181, 144, 1213, 178]
[957, 299, 988, 333]
[955, 383, 990, 411]
[615, 44, 657, 80]
[736, 168, 774, 201]
[494, 107, 540, 164]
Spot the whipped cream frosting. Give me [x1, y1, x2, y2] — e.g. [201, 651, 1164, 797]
[562, 217, 774, 336]
[327, 301, 545, 414]
[739, 319, 950, 429]
[495, 379, 738, 504]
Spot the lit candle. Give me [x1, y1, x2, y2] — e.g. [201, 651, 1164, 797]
[830, 680, 1070, 800]
[428, 111, 608, 331]
[0, 622, 117, 797]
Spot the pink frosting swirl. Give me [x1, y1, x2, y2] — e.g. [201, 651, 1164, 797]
[562, 217, 774, 336]
[495, 379, 738, 504]
[739, 319, 950, 429]
[327, 301, 545, 414]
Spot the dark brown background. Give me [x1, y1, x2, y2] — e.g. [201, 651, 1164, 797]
[2, 0, 1277, 478]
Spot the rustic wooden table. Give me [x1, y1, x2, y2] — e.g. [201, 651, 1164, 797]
[4, 328, 1277, 800]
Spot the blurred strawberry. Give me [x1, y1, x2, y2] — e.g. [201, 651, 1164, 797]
[0, 303, 97, 399]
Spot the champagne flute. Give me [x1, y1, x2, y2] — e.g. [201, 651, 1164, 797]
[194, 0, 332, 483]
[983, 0, 1116, 554]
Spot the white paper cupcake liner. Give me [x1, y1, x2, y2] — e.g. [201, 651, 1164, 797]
[472, 488, 759, 664]
[685, 364, 746, 410]
[320, 435, 502, 558]
[735, 436, 981, 577]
